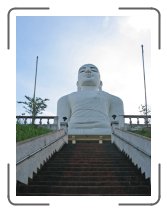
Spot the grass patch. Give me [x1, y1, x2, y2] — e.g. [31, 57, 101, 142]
[130, 128, 151, 138]
[16, 124, 52, 142]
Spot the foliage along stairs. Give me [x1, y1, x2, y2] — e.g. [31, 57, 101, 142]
[17, 141, 151, 196]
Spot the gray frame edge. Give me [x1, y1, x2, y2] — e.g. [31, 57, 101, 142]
[119, 163, 161, 206]
[7, 7, 50, 49]
[118, 7, 161, 49]
[7, 164, 50, 206]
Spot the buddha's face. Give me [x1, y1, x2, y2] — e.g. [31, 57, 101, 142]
[77, 64, 101, 87]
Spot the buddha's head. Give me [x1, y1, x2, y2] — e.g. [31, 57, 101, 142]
[77, 64, 102, 90]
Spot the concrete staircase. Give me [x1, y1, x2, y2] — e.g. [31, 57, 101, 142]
[16, 141, 151, 196]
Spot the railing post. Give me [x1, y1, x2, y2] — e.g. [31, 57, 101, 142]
[54, 116, 58, 125]
[137, 117, 139, 125]
[24, 118, 27, 124]
[72, 135, 76, 144]
[99, 136, 103, 144]
[129, 118, 132, 126]
[17, 117, 20, 124]
[144, 117, 149, 127]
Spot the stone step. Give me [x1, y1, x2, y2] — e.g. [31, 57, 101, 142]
[53, 154, 124, 157]
[35, 170, 142, 177]
[53, 153, 124, 156]
[32, 175, 146, 182]
[29, 180, 150, 186]
[47, 158, 130, 162]
[40, 166, 139, 172]
[17, 185, 151, 196]
[17, 192, 149, 196]
[44, 162, 134, 167]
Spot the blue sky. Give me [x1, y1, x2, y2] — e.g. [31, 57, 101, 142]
[16, 16, 151, 116]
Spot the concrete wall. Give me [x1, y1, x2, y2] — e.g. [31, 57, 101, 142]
[112, 128, 151, 179]
[16, 129, 67, 184]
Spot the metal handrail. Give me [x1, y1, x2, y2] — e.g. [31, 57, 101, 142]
[16, 133, 66, 166]
[113, 132, 151, 158]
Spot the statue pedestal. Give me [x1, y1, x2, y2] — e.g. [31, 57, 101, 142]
[68, 135, 111, 144]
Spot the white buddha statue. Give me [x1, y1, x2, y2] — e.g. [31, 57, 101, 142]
[57, 64, 124, 135]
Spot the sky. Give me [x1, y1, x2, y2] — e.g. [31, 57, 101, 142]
[16, 16, 151, 117]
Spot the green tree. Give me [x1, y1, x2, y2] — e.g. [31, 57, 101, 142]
[139, 104, 151, 125]
[139, 104, 151, 115]
[17, 95, 49, 124]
